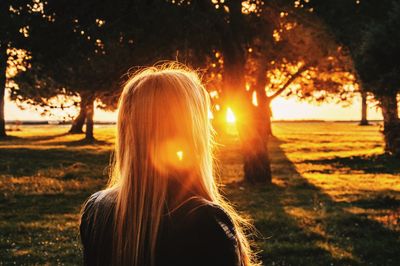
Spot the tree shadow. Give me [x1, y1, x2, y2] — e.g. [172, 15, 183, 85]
[343, 194, 400, 209]
[226, 180, 348, 265]
[50, 138, 110, 147]
[0, 132, 70, 145]
[0, 191, 91, 265]
[263, 136, 400, 265]
[301, 154, 400, 174]
[0, 148, 110, 178]
[0, 132, 112, 147]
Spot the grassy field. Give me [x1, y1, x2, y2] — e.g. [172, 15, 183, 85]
[1, 122, 399, 265]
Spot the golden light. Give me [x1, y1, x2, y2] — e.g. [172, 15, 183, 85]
[252, 91, 258, 106]
[208, 109, 214, 120]
[226, 107, 236, 124]
[215, 104, 221, 111]
[245, 83, 251, 91]
[95, 18, 106, 27]
[273, 29, 281, 42]
[209, 90, 219, 99]
[150, 139, 195, 173]
[176, 150, 184, 161]
[6, 48, 31, 79]
[241, 1, 257, 14]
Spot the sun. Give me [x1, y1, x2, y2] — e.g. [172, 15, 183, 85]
[226, 107, 236, 123]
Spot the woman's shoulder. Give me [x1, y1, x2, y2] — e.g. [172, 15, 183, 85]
[80, 189, 118, 265]
[82, 188, 118, 213]
[180, 197, 234, 225]
[184, 197, 237, 240]
[167, 197, 241, 265]
[80, 188, 117, 239]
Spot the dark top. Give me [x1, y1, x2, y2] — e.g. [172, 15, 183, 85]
[80, 189, 242, 266]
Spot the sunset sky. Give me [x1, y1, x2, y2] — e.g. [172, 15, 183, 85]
[4, 94, 383, 122]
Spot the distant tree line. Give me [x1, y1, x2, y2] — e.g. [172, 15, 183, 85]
[1, 0, 399, 184]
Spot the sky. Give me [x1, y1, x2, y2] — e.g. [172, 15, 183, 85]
[4, 93, 383, 122]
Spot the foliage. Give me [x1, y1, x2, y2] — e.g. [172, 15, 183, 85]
[309, 0, 395, 94]
[11, 0, 190, 118]
[249, 3, 357, 104]
[0, 0, 47, 137]
[358, 1, 400, 96]
[9, 0, 361, 117]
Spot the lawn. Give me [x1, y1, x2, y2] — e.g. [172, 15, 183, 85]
[1, 122, 399, 265]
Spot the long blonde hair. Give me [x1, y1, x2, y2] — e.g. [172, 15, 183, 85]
[108, 63, 258, 266]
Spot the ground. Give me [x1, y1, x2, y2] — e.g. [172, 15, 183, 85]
[1, 122, 399, 265]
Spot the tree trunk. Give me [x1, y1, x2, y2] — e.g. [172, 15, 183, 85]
[69, 93, 88, 134]
[229, 84, 272, 184]
[239, 102, 272, 184]
[0, 44, 7, 138]
[221, 0, 272, 184]
[225, 65, 272, 184]
[378, 93, 400, 157]
[85, 95, 95, 141]
[223, 73, 273, 184]
[360, 90, 369, 126]
[265, 98, 273, 137]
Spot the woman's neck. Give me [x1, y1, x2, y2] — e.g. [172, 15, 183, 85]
[165, 176, 198, 211]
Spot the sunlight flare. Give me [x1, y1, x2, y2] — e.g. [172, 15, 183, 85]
[252, 91, 258, 106]
[226, 107, 236, 124]
[208, 109, 214, 120]
[176, 150, 184, 161]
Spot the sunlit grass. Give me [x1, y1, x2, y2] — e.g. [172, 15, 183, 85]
[1, 122, 399, 265]
[219, 122, 399, 265]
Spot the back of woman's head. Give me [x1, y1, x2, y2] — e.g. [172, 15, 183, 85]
[109, 63, 258, 266]
[114, 64, 214, 193]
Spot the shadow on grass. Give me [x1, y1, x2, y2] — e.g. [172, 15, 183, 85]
[226, 137, 400, 265]
[0, 192, 90, 218]
[302, 154, 400, 174]
[344, 194, 400, 209]
[50, 138, 111, 147]
[0, 132, 112, 264]
[226, 181, 346, 265]
[272, 138, 400, 265]
[0, 132, 70, 145]
[0, 148, 111, 178]
[1, 131, 112, 148]
[0, 192, 93, 265]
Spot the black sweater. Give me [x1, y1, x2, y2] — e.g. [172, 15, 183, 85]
[80, 190, 242, 266]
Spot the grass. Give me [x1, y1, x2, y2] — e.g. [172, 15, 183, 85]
[1, 122, 399, 265]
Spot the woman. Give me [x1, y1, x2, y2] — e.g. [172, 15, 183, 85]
[80, 64, 259, 266]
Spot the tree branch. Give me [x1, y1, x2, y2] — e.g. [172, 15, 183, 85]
[267, 64, 310, 101]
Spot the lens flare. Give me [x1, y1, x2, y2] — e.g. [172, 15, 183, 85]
[252, 91, 258, 106]
[150, 138, 194, 174]
[176, 150, 184, 161]
[208, 109, 214, 120]
[226, 107, 236, 124]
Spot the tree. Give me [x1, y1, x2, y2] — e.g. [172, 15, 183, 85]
[0, 40, 6, 138]
[311, 0, 399, 156]
[8, 0, 363, 181]
[358, 1, 400, 156]
[210, 0, 274, 184]
[248, 3, 356, 135]
[360, 90, 369, 126]
[202, 0, 356, 184]
[13, 0, 185, 140]
[0, 0, 44, 138]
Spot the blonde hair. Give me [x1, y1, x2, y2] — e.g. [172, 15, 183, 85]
[108, 63, 258, 266]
